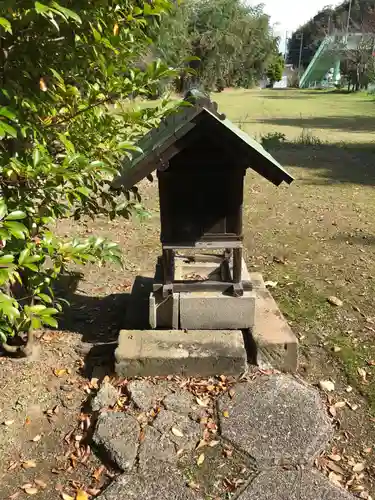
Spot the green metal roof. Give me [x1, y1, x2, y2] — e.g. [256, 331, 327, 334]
[113, 100, 294, 189]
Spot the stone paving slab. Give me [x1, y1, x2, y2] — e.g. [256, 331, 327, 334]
[128, 379, 169, 411]
[90, 375, 346, 500]
[163, 389, 208, 421]
[93, 412, 139, 471]
[97, 461, 200, 500]
[163, 389, 197, 414]
[239, 468, 356, 500]
[91, 381, 120, 412]
[153, 409, 202, 451]
[138, 426, 176, 469]
[218, 375, 333, 466]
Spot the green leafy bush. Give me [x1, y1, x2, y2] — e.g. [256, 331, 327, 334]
[0, 1, 178, 353]
[261, 132, 287, 148]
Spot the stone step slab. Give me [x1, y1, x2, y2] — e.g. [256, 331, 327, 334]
[115, 329, 247, 378]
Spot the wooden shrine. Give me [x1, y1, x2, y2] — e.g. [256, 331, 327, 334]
[114, 90, 293, 298]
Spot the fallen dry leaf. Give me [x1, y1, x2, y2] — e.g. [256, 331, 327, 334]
[209, 440, 220, 447]
[273, 256, 286, 264]
[351, 484, 365, 492]
[223, 447, 233, 458]
[76, 490, 89, 500]
[22, 460, 37, 469]
[346, 401, 358, 411]
[8, 492, 20, 500]
[327, 296, 343, 307]
[171, 427, 184, 438]
[196, 439, 207, 450]
[353, 462, 366, 472]
[90, 377, 99, 389]
[264, 280, 278, 288]
[357, 367, 367, 383]
[329, 406, 337, 418]
[326, 460, 345, 475]
[328, 471, 343, 486]
[334, 401, 346, 409]
[21, 484, 34, 490]
[328, 454, 342, 462]
[53, 368, 68, 377]
[92, 465, 105, 482]
[86, 489, 101, 497]
[222, 410, 229, 418]
[3, 419, 15, 426]
[197, 453, 205, 466]
[34, 479, 47, 489]
[7, 461, 18, 471]
[61, 493, 74, 500]
[363, 447, 372, 454]
[24, 488, 38, 496]
[187, 481, 200, 491]
[32, 435, 41, 443]
[195, 397, 209, 407]
[319, 380, 335, 392]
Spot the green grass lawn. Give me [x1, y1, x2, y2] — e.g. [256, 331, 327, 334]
[214, 88, 375, 143]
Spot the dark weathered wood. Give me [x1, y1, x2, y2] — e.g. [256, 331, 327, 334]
[114, 92, 293, 300]
[232, 247, 243, 284]
[221, 249, 232, 281]
[153, 280, 252, 294]
[162, 240, 242, 250]
[233, 282, 244, 297]
[162, 249, 175, 284]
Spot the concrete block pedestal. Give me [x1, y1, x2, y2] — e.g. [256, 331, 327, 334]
[115, 259, 298, 378]
[149, 289, 255, 331]
[179, 290, 255, 330]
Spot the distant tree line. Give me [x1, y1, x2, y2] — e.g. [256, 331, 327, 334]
[150, 0, 281, 93]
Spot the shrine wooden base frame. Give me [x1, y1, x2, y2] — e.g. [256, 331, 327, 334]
[154, 242, 252, 298]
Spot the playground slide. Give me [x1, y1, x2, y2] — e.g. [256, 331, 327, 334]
[299, 35, 338, 88]
[299, 33, 374, 89]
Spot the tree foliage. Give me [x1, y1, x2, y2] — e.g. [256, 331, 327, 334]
[0, 0, 179, 353]
[267, 54, 285, 86]
[155, 0, 278, 91]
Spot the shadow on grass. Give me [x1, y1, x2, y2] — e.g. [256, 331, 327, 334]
[268, 142, 375, 186]
[260, 115, 375, 132]
[332, 232, 375, 246]
[257, 95, 319, 100]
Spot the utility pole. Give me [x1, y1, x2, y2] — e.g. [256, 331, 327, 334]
[298, 32, 304, 73]
[284, 31, 288, 62]
[346, 0, 353, 38]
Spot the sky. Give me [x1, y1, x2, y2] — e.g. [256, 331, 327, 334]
[247, 0, 344, 52]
